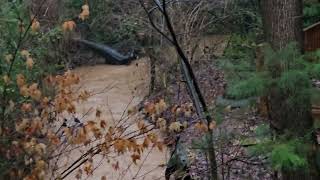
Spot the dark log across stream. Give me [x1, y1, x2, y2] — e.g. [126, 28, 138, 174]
[74, 39, 136, 65]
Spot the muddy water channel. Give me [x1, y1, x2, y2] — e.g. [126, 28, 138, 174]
[59, 58, 167, 180]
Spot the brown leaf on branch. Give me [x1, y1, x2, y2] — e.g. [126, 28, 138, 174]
[16, 74, 26, 87]
[62, 21, 76, 32]
[131, 153, 141, 164]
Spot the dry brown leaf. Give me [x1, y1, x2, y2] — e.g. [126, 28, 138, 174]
[169, 122, 183, 133]
[5, 54, 13, 63]
[21, 103, 32, 112]
[131, 153, 140, 164]
[20, 50, 30, 58]
[16, 74, 26, 87]
[209, 121, 216, 130]
[96, 109, 101, 118]
[31, 19, 40, 32]
[3, 75, 10, 85]
[62, 21, 76, 32]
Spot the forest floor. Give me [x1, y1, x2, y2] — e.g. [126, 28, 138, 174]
[192, 60, 273, 180]
[146, 59, 273, 180]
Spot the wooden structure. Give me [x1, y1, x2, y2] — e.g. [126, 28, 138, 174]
[304, 21, 320, 52]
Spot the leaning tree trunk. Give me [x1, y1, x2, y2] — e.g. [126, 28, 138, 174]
[261, 0, 319, 179]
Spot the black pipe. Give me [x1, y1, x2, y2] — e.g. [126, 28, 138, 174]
[74, 39, 136, 65]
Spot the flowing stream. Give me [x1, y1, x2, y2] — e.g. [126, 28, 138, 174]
[60, 58, 167, 180]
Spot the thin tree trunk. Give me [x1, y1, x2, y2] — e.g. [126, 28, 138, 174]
[145, 47, 156, 94]
[139, 1, 218, 179]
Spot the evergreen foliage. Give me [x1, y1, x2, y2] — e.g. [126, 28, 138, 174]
[249, 125, 310, 171]
[223, 42, 320, 101]
[220, 33, 320, 172]
[271, 142, 307, 171]
[304, 2, 320, 27]
[251, 136, 309, 171]
[227, 74, 269, 99]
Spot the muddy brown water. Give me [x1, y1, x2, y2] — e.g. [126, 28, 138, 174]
[56, 58, 168, 180]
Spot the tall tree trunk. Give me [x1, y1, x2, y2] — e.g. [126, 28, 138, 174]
[261, 0, 304, 51]
[261, 0, 319, 179]
[261, 0, 311, 136]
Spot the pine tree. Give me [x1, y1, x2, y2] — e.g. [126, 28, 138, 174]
[259, 0, 319, 179]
